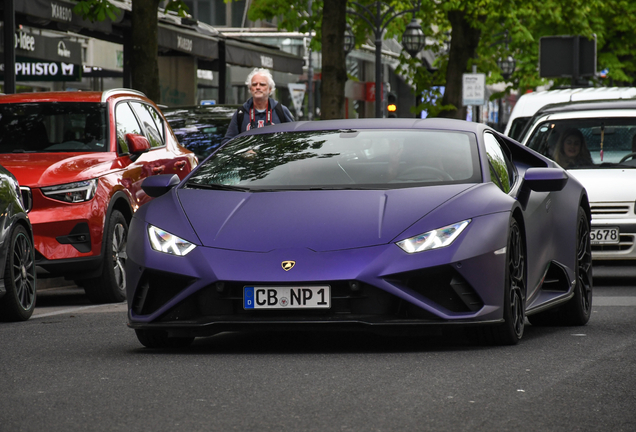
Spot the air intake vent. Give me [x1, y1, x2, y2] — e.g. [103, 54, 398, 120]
[19, 186, 32, 212]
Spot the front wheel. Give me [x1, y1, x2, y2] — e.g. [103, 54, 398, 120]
[470, 218, 526, 345]
[0, 225, 36, 321]
[83, 210, 128, 304]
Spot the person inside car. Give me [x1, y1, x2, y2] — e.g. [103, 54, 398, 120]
[553, 128, 593, 169]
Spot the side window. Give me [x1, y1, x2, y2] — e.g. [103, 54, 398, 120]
[131, 102, 163, 148]
[115, 102, 142, 154]
[484, 133, 514, 193]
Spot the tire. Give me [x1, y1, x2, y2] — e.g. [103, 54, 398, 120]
[135, 329, 194, 349]
[83, 210, 128, 304]
[529, 207, 593, 326]
[0, 225, 36, 322]
[471, 218, 526, 345]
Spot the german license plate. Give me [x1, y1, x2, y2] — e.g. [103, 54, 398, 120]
[243, 286, 330, 309]
[590, 227, 620, 244]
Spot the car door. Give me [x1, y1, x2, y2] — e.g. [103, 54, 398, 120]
[130, 102, 191, 179]
[485, 132, 554, 303]
[114, 100, 159, 209]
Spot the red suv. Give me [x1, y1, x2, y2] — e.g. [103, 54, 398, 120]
[0, 89, 197, 303]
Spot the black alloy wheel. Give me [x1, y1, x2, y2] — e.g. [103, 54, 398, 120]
[0, 225, 36, 321]
[560, 206, 593, 325]
[469, 218, 526, 345]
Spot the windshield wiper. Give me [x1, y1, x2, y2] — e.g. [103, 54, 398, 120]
[185, 182, 250, 192]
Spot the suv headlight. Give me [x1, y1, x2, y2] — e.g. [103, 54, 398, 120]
[41, 179, 98, 203]
[396, 220, 471, 253]
[148, 225, 196, 256]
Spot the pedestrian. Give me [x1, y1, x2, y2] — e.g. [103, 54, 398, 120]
[222, 68, 294, 145]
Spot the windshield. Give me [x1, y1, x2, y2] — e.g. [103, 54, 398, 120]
[0, 102, 108, 153]
[526, 117, 636, 169]
[187, 129, 481, 191]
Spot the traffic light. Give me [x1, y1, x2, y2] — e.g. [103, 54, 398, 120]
[387, 92, 397, 118]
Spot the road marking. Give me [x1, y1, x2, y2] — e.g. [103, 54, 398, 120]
[593, 297, 636, 306]
[32, 303, 127, 319]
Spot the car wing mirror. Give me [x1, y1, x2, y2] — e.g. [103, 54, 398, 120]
[523, 167, 568, 192]
[126, 133, 150, 154]
[517, 168, 568, 210]
[141, 174, 180, 197]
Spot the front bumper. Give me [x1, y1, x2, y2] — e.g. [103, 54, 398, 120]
[126, 214, 510, 336]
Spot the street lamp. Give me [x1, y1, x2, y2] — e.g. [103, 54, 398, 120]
[347, 1, 424, 118]
[402, 18, 426, 58]
[497, 55, 516, 81]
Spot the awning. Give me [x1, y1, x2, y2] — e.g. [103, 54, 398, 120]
[158, 23, 219, 60]
[224, 38, 303, 74]
[14, 0, 123, 34]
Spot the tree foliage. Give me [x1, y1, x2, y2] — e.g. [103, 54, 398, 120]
[251, 0, 636, 120]
[74, 0, 189, 102]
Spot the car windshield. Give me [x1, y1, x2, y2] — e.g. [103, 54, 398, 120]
[0, 102, 108, 153]
[186, 129, 481, 191]
[526, 117, 636, 169]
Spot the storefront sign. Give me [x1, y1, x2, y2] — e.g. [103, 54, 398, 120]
[1, 32, 82, 65]
[0, 57, 81, 81]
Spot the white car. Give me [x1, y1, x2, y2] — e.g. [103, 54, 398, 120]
[522, 99, 636, 265]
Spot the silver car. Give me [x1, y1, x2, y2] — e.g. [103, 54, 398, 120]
[522, 99, 636, 266]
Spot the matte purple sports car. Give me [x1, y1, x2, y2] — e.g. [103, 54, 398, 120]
[126, 118, 592, 348]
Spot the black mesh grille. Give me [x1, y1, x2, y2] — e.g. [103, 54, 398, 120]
[384, 265, 484, 313]
[132, 269, 197, 315]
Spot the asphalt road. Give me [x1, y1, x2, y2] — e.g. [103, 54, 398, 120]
[1, 278, 635, 432]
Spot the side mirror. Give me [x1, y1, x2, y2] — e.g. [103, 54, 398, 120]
[523, 167, 568, 192]
[517, 167, 569, 210]
[142, 174, 180, 198]
[126, 133, 150, 154]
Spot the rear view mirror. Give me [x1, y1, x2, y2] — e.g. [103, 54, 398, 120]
[126, 133, 150, 154]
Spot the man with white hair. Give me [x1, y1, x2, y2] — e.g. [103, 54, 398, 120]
[222, 68, 294, 145]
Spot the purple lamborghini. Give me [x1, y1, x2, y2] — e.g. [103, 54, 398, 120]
[125, 118, 592, 348]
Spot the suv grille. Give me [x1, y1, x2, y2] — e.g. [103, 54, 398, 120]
[590, 204, 631, 216]
[20, 186, 32, 212]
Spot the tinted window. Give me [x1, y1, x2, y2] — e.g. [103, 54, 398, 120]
[131, 102, 163, 148]
[115, 102, 142, 154]
[526, 117, 636, 168]
[508, 117, 529, 141]
[0, 102, 107, 153]
[484, 133, 513, 193]
[187, 130, 481, 191]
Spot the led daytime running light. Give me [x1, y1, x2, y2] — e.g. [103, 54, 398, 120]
[148, 225, 196, 256]
[41, 179, 97, 203]
[396, 220, 471, 253]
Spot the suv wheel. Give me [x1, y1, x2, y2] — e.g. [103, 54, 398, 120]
[83, 210, 128, 304]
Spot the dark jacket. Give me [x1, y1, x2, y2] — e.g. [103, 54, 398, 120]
[222, 97, 294, 145]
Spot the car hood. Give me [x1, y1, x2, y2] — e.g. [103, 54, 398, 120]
[568, 168, 636, 202]
[0, 153, 116, 187]
[176, 184, 475, 252]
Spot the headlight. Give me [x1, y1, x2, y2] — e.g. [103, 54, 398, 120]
[396, 219, 471, 254]
[41, 179, 97, 203]
[148, 225, 196, 256]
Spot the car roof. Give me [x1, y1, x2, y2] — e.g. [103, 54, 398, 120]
[532, 98, 636, 116]
[0, 89, 148, 104]
[239, 118, 491, 136]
